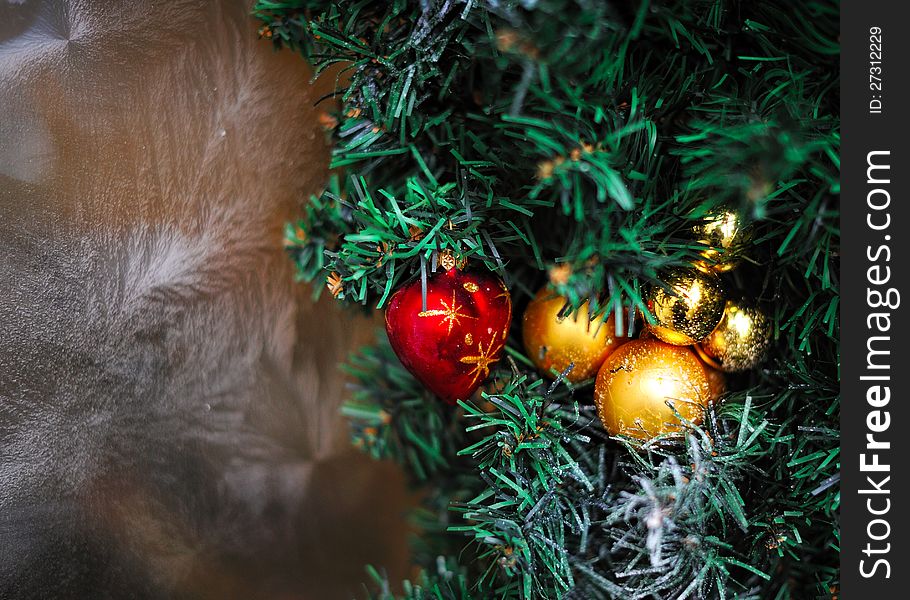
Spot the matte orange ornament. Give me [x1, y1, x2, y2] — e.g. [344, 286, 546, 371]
[385, 267, 512, 404]
[594, 339, 711, 440]
[522, 288, 627, 382]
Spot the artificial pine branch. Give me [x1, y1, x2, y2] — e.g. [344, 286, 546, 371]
[255, 0, 839, 597]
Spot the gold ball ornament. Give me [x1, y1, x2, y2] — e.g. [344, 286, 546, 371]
[643, 329, 725, 401]
[594, 339, 712, 440]
[644, 268, 726, 345]
[696, 300, 771, 372]
[522, 288, 628, 382]
[693, 209, 750, 272]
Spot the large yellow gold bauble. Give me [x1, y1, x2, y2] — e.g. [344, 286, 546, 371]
[594, 339, 712, 440]
[693, 210, 749, 272]
[696, 300, 771, 372]
[522, 288, 627, 382]
[644, 268, 726, 345]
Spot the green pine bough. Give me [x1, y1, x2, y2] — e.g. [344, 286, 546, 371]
[255, 1, 839, 598]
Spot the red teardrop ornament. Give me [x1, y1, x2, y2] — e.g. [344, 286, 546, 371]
[385, 268, 512, 404]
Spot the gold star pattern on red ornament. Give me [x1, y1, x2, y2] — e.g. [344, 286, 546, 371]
[418, 291, 476, 335]
[459, 336, 498, 386]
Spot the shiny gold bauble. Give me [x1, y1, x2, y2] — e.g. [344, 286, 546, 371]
[522, 288, 628, 382]
[644, 268, 726, 345]
[696, 300, 771, 372]
[594, 339, 712, 440]
[693, 210, 749, 272]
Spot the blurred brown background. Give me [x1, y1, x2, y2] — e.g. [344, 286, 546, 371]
[0, 1, 413, 598]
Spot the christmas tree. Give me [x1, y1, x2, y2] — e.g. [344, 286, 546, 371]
[254, 1, 839, 597]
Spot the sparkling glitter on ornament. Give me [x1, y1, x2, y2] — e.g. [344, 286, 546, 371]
[594, 339, 711, 440]
[697, 300, 771, 372]
[644, 268, 726, 345]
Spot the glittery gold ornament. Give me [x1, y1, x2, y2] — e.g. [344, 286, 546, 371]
[696, 300, 771, 372]
[522, 288, 627, 382]
[645, 268, 726, 345]
[693, 210, 749, 272]
[594, 339, 711, 440]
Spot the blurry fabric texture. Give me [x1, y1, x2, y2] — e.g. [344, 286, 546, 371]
[0, 1, 412, 598]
